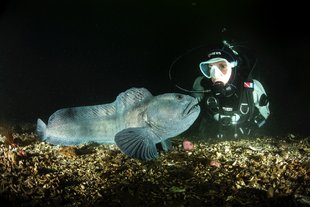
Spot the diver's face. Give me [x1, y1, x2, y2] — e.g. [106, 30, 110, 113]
[208, 61, 232, 85]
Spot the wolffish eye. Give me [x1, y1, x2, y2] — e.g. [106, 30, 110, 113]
[176, 94, 183, 100]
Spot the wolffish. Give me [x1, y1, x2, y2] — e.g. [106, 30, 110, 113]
[37, 87, 200, 160]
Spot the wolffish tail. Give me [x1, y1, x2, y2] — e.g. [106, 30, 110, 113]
[36, 118, 47, 140]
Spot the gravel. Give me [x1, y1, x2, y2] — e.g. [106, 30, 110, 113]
[0, 125, 309, 207]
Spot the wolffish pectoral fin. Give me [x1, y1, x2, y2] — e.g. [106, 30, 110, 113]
[114, 127, 160, 161]
[161, 139, 172, 152]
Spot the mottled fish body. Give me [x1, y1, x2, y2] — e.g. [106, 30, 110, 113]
[37, 88, 200, 160]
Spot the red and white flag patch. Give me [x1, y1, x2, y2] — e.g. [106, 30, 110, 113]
[244, 81, 254, 88]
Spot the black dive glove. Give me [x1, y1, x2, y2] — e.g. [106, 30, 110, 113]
[254, 113, 267, 128]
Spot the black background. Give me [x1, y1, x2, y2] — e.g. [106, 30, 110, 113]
[0, 0, 309, 136]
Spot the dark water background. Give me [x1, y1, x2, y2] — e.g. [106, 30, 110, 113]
[0, 0, 309, 136]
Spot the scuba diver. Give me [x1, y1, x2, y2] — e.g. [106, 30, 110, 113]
[190, 40, 270, 138]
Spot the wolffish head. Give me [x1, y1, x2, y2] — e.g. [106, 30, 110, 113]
[145, 93, 200, 138]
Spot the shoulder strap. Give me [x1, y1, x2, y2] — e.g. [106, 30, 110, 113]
[237, 80, 255, 124]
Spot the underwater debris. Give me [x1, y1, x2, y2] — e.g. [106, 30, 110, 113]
[0, 124, 14, 146]
[183, 139, 194, 151]
[58, 146, 78, 157]
[209, 160, 221, 168]
[0, 129, 309, 206]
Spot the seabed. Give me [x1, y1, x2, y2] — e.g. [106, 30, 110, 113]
[0, 124, 309, 207]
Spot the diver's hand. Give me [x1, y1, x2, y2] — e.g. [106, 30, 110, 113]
[192, 76, 205, 102]
[192, 92, 204, 102]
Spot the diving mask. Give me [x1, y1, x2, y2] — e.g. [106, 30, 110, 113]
[200, 58, 234, 85]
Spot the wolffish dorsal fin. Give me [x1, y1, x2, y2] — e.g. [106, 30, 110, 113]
[115, 88, 153, 113]
[48, 104, 116, 127]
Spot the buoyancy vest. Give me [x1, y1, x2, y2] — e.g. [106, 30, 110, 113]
[204, 80, 255, 127]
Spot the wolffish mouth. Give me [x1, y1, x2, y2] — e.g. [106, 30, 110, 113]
[184, 99, 200, 116]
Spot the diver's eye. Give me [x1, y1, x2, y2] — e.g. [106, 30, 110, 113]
[176, 94, 183, 100]
[219, 64, 225, 69]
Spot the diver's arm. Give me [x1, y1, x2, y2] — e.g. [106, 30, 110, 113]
[192, 76, 205, 102]
[252, 79, 270, 128]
